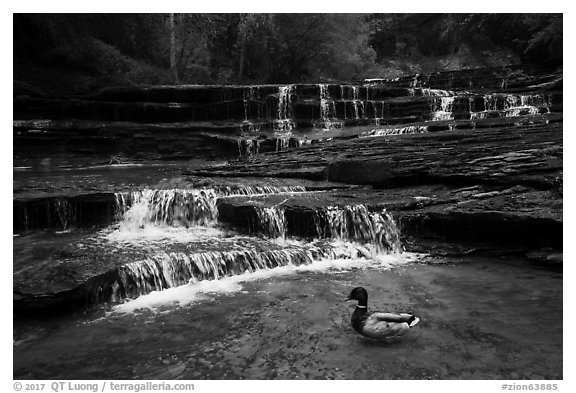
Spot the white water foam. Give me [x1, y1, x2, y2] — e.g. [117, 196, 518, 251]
[101, 224, 228, 244]
[113, 248, 423, 313]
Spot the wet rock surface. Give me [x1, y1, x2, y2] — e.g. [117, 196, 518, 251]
[193, 121, 562, 188]
[192, 118, 562, 255]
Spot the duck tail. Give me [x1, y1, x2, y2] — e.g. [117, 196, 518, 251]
[408, 316, 420, 327]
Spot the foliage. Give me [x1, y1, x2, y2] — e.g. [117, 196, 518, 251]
[13, 13, 562, 94]
[368, 14, 562, 65]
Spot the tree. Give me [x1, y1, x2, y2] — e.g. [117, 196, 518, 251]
[169, 13, 179, 84]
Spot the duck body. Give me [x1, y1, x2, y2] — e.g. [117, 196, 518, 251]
[346, 287, 419, 340]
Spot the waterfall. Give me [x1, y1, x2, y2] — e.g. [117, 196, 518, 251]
[239, 122, 261, 135]
[484, 94, 498, 111]
[255, 206, 286, 239]
[318, 84, 338, 130]
[275, 85, 295, 132]
[90, 193, 407, 306]
[420, 88, 454, 97]
[237, 138, 260, 158]
[114, 186, 309, 228]
[243, 86, 258, 121]
[99, 240, 388, 305]
[216, 185, 307, 196]
[275, 135, 291, 152]
[431, 97, 455, 121]
[371, 101, 379, 125]
[239, 203, 403, 251]
[315, 205, 402, 252]
[115, 189, 220, 229]
[470, 93, 550, 120]
[55, 198, 76, 230]
[361, 125, 428, 138]
[352, 86, 360, 119]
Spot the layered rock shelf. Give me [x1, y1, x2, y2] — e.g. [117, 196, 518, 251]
[189, 112, 562, 255]
[14, 64, 562, 167]
[13, 64, 564, 315]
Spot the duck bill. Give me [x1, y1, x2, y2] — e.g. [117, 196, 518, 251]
[344, 296, 351, 302]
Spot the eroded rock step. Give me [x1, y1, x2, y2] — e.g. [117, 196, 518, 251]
[14, 180, 409, 314]
[192, 121, 563, 190]
[13, 181, 350, 233]
[215, 185, 562, 251]
[367, 64, 562, 91]
[14, 193, 117, 233]
[13, 112, 562, 167]
[14, 64, 562, 133]
[13, 229, 382, 314]
[14, 178, 562, 316]
[14, 187, 405, 314]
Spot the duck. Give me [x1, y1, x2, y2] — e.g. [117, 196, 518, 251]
[345, 286, 420, 340]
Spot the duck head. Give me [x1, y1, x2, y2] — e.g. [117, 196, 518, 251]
[345, 286, 368, 307]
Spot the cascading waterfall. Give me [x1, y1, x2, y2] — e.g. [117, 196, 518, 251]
[361, 125, 428, 138]
[53, 198, 76, 231]
[243, 86, 258, 121]
[255, 206, 287, 239]
[217, 185, 307, 197]
[16, 196, 81, 232]
[114, 188, 403, 252]
[410, 88, 454, 97]
[318, 84, 340, 130]
[275, 85, 295, 132]
[115, 189, 220, 229]
[237, 138, 260, 158]
[77, 189, 408, 306]
[352, 86, 360, 119]
[239, 203, 403, 252]
[341, 85, 349, 119]
[371, 101, 389, 126]
[470, 93, 550, 119]
[239, 122, 261, 135]
[98, 241, 383, 304]
[275, 135, 291, 152]
[315, 205, 402, 253]
[114, 186, 309, 226]
[431, 97, 455, 121]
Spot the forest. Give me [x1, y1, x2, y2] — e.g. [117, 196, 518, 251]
[14, 13, 562, 96]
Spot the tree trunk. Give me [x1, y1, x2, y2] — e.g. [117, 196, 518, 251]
[237, 16, 248, 84]
[169, 13, 179, 84]
[238, 36, 246, 83]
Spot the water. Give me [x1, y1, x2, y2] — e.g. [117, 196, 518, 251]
[114, 189, 220, 228]
[429, 93, 552, 122]
[237, 138, 260, 158]
[361, 125, 428, 138]
[13, 255, 562, 379]
[317, 84, 342, 130]
[431, 97, 455, 121]
[274, 85, 295, 133]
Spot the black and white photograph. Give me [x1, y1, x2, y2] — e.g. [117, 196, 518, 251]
[11, 5, 566, 387]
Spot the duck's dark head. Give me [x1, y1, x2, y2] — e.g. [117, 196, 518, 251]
[345, 287, 368, 307]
